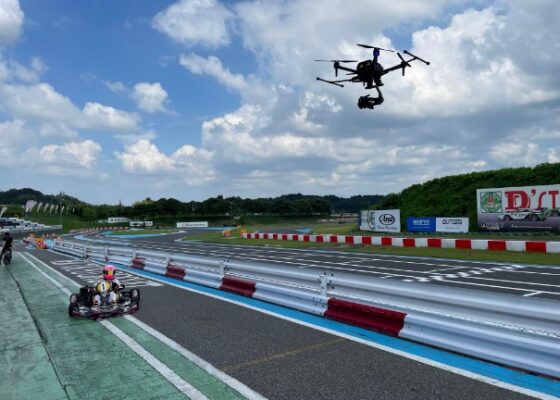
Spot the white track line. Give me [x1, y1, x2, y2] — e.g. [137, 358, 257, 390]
[19, 253, 207, 400]
[124, 316, 268, 400]
[22, 251, 267, 400]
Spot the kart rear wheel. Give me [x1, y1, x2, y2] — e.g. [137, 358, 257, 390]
[503, 215, 512, 221]
[130, 289, 140, 306]
[68, 294, 78, 317]
[551, 210, 560, 217]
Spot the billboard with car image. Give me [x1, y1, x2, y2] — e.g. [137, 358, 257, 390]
[477, 184, 560, 232]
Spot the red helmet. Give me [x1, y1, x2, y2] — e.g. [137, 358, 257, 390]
[103, 264, 116, 281]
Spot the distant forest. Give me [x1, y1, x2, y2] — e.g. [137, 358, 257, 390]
[0, 188, 382, 220]
[375, 162, 560, 227]
[3, 162, 558, 224]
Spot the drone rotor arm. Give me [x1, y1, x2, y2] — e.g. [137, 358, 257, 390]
[335, 65, 357, 74]
[403, 50, 430, 65]
[316, 77, 355, 87]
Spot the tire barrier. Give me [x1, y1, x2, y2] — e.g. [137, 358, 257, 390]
[52, 239, 560, 379]
[242, 233, 560, 254]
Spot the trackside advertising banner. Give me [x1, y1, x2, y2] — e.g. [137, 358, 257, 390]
[477, 184, 560, 232]
[407, 217, 436, 232]
[407, 217, 469, 233]
[177, 221, 209, 228]
[436, 218, 469, 233]
[360, 210, 401, 233]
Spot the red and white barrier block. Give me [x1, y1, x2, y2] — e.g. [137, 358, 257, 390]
[242, 233, 560, 254]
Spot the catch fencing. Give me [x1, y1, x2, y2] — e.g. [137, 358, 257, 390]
[52, 239, 560, 379]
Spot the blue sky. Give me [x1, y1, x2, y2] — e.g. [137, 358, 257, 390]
[1, 0, 559, 204]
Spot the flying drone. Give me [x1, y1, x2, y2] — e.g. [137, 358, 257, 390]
[315, 44, 430, 110]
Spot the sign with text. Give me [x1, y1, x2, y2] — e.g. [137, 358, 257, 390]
[360, 210, 401, 233]
[436, 217, 469, 233]
[407, 217, 436, 232]
[177, 221, 209, 228]
[477, 184, 560, 232]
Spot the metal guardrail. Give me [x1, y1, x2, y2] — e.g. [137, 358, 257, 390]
[52, 239, 560, 378]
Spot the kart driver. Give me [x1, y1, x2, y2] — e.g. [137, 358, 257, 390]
[1, 232, 13, 261]
[92, 264, 124, 308]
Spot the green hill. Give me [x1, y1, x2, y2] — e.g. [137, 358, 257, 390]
[375, 162, 560, 228]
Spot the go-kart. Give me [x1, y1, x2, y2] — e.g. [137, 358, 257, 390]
[68, 283, 140, 318]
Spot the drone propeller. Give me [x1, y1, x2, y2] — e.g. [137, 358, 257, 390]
[356, 44, 395, 52]
[397, 52, 411, 76]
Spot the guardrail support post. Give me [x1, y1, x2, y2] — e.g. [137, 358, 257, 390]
[82, 245, 86, 259]
[219, 261, 226, 277]
[320, 274, 328, 296]
[104, 246, 109, 262]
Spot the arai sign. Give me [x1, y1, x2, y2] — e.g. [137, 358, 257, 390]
[359, 209, 401, 233]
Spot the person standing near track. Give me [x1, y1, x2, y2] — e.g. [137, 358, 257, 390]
[1, 232, 13, 263]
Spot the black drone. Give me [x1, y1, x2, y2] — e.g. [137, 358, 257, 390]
[315, 44, 430, 110]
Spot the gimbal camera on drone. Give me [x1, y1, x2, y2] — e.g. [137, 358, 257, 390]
[315, 44, 430, 110]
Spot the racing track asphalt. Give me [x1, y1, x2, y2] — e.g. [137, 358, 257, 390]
[76, 231, 560, 300]
[26, 244, 552, 400]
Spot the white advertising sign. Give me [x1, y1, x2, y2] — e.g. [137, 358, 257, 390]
[360, 209, 401, 233]
[177, 221, 209, 228]
[129, 220, 153, 228]
[435, 217, 469, 233]
[108, 217, 130, 223]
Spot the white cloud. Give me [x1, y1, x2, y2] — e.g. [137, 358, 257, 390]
[104, 80, 127, 94]
[24, 140, 102, 174]
[0, 0, 23, 45]
[82, 102, 140, 132]
[114, 129, 158, 145]
[153, 0, 234, 48]
[39, 122, 78, 139]
[131, 82, 169, 113]
[0, 59, 140, 133]
[115, 139, 215, 184]
[180, 53, 247, 92]
[116, 139, 175, 173]
[0, 119, 27, 163]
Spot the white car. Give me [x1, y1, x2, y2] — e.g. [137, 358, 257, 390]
[498, 208, 545, 222]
